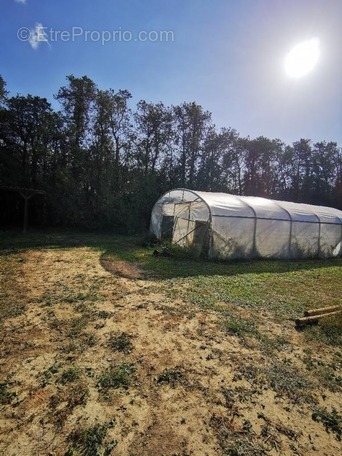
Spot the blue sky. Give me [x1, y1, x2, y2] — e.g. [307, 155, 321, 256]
[1, 0, 342, 145]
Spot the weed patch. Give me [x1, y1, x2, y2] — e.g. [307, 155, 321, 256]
[157, 367, 184, 387]
[0, 382, 17, 405]
[50, 382, 89, 428]
[108, 332, 133, 354]
[210, 414, 267, 456]
[235, 360, 313, 403]
[312, 406, 341, 440]
[67, 421, 116, 456]
[258, 334, 290, 353]
[98, 363, 136, 390]
[221, 314, 260, 339]
[0, 303, 26, 321]
[39, 363, 60, 387]
[304, 312, 342, 347]
[222, 385, 259, 407]
[59, 366, 81, 384]
[68, 316, 89, 338]
[95, 310, 112, 319]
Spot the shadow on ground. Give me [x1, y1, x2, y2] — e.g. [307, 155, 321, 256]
[1, 229, 340, 280]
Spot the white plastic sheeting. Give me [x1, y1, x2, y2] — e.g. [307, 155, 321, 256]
[150, 189, 342, 260]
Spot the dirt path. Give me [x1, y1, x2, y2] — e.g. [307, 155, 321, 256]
[0, 247, 341, 455]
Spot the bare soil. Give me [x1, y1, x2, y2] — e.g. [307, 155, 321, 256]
[0, 246, 341, 455]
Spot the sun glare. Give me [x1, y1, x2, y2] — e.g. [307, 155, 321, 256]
[285, 38, 320, 78]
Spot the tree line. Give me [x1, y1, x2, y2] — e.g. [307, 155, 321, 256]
[0, 74, 341, 232]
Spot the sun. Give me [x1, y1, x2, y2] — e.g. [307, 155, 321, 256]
[284, 38, 320, 78]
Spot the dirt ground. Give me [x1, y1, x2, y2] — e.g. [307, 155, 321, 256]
[0, 246, 341, 455]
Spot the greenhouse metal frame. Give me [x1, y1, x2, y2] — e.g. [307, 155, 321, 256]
[150, 188, 342, 260]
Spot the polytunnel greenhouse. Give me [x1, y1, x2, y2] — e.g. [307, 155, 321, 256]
[150, 189, 342, 260]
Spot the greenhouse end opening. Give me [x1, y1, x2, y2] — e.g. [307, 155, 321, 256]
[150, 189, 342, 260]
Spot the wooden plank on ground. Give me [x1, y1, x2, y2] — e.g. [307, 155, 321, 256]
[304, 305, 341, 317]
[296, 310, 341, 327]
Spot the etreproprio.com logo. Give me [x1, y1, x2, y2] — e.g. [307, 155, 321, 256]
[17, 24, 175, 48]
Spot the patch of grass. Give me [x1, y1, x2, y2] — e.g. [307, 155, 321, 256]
[222, 386, 258, 408]
[0, 382, 17, 405]
[312, 407, 341, 441]
[127, 248, 342, 324]
[318, 367, 342, 392]
[68, 383, 90, 407]
[108, 332, 133, 354]
[58, 366, 81, 384]
[222, 314, 289, 352]
[2, 231, 341, 329]
[0, 253, 27, 323]
[302, 354, 342, 392]
[266, 362, 312, 402]
[67, 421, 117, 456]
[258, 412, 300, 443]
[210, 414, 267, 456]
[49, 317, 62, 330]
[235, 360, 313, 403]
[65, 291, 100, 304]
[258, 334, 290, 353]
[305, 312, 342, 347]
[222, 439, 266, 456]
[221, 314, 260, 339]
[157, 367, 184, 387]
[68, 316, 89, 338]
[0, 303, 26, 321]
[50, 382, 89, 428]
[84, 332, 98, 347]
[98, 363, 136, 390]
[38, 286, 101, 308]
[39, 363, 60, 387]
[96, 310, 112, 319]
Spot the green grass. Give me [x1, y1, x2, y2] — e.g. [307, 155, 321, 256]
[59, 366, 81, 384]
[304, 313, 342, 347]
[312, 407, 341, 441]
[157, 367, 184, 387]
[235, 360, 313, 403]
[1, 229, 341, 342]
[67, 421, 117, 456]
[98, 363, 136, 390]
[0, 382, 17, 405]
[39, 363, 60, 387]
[108, 332, 133, 354]
[221, 314, 260, 338]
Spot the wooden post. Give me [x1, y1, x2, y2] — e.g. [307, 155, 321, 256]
[23, 194, 29, 234]
[0, 187, 46, 234]
[296, 310, 341, 327]
[19, 191, 35, 234]
[304, 305, 341, 317]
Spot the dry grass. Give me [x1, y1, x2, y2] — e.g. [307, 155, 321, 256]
[0, 231, 341, 455]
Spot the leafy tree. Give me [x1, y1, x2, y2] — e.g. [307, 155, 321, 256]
[173, 102, 212, 187]
[0, 73, 341, 231]
[55, 75, 97, 170]
[1, 95, 58, 187]
[310, 142, 340, 206]
[241, 136, 280, 197]
[132, 100, 173, 174]
[0, 75, 8, 106]
[197, 127, 239, 192]
[289, 139, 313, 202]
